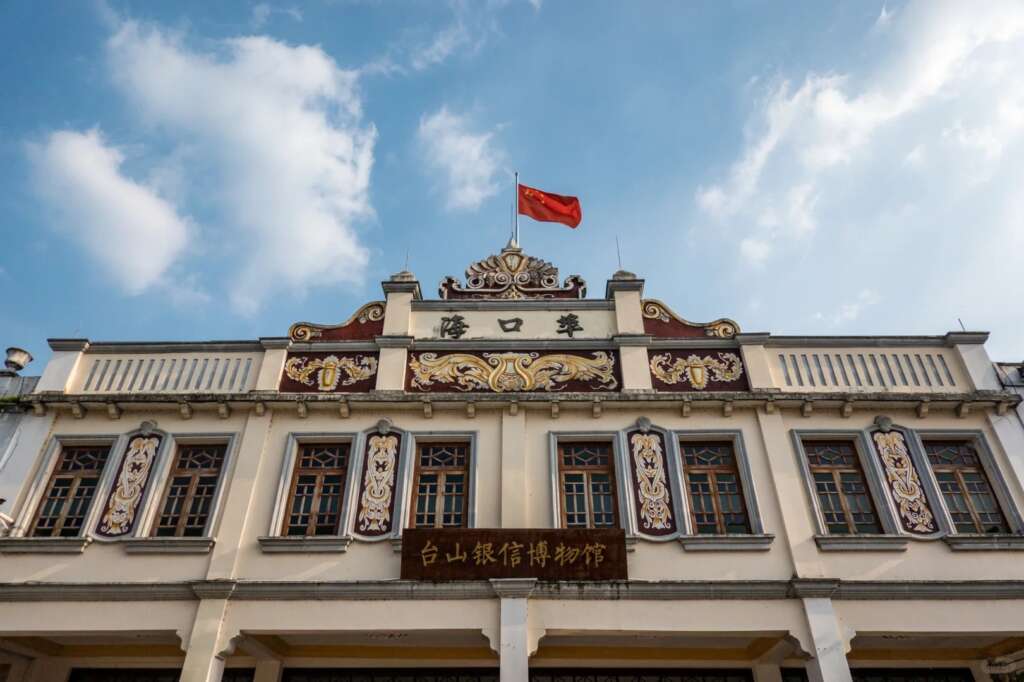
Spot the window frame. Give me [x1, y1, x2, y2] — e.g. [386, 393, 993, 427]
[791, 430, 900, 537]
[268, 433, 360, 538]
[406, 435, 476, 530]
[549, 432, 628, 530]
[14, 435, 121, 539]
[675, 431, 764, 537]
[912, 429, 1023, 536]
[145, 435, 234, 539]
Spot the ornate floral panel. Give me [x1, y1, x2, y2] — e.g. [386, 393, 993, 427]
[279, 352, 379, 393]
[355, 430, 404, 537]
[626, 428, 677, 537]
[649, 349, 748, 391]
[95, 433, 163, 538]
[871, 429, 938, 535]
[642, 299, 739, 339]
[288, 301, 385, 342]
[439, 242, 586, 299]
[407, 350, 620, 393]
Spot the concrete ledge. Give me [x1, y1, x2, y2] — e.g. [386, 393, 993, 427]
[814, 535, 909, 552]
[257, 535, 353, 553]
[0, 537, 92, 554]
[944, 534, 1024, 551]
[122, 537, 215, 554]
[677, 534, 774, 551]
[1, 579, 1024, 602]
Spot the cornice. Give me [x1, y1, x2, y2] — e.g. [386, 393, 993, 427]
[412, 300, 615, 311]
[84, 341, 265, 354]
[47, 339, 90, 352]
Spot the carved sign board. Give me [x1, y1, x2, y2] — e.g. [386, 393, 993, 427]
[401, 528, 628, 581]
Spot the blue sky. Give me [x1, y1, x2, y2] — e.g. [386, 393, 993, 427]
[3, 1, 1023, 368]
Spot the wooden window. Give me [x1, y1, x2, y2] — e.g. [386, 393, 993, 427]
[680, 442, 751, 535]
[282, 443, 349, 536]
[558, 441, 618, 528]
[30, 444, 111, 537]
[410, 442, 470, 528]
[152, 443, 227, 537]
[802, 440, 882, 535]
[923, 440, 1009, 534]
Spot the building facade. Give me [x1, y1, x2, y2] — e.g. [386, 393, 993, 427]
[1, 242, 1023, 682]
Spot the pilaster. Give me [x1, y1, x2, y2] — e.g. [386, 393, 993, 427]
[254, 659, 284, 682]
[180, 597, 231, 682]
[751, 664, 783, 682]
[737, 337, 774, 389]
[205, 409, 274, 580]
[948, 332, 999, 390]
[801, 597, 852, 682]
[754, 409, 823, 577]
[0, 412, 56, 529]
[501, 404, 528, 527]
[255, 338, 289, 391]
[491, 579, 537, 682]
[34, 339, 88, 393]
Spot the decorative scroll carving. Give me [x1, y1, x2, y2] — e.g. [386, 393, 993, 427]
[289, 301, 385, 342]
[280, 353, 378, 392]
[641, 299, 739, 339]
[357, 433, 401, 535]
[650, 351, 745, 391]
[871, 430, 937, 535]
[408, 351, 619, 393]
[628, 430, 675, 535]
[439, 242, 586, 299]
[97, 434, 161, 538]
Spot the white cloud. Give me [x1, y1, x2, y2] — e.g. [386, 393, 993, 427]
[694, 0, 1024, 356]
[106, 21, 376, 314]
[814, 289, 881, 327]
[28, 129, 190, 295]
[417, 107, 503, 211]
[251, 3, 302, 29]
[410, 21, 471, 71]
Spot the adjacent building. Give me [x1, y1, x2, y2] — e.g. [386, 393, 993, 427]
[1, 241, 1023, 682]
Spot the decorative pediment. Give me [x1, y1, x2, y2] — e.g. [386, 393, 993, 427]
[439, 241, 586, 300]
[289, 301, 385, 342]
[641, 299, 739, 339]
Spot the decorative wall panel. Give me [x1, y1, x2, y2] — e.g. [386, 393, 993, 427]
[279, 352, 378, 393]
[96, 433, 162, 538]
[871, 429, 937, 535]
[642, 299, 739, 339]
[355, 430, 403, 537]
[288, 301, 385, 342]
[439, 242, 586, 299]
[649, 350, 747, 391]
[626, 428, 676, 537]
[407, 350, 620, 393]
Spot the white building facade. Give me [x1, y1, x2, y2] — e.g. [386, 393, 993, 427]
[1, 243, 1023, 682]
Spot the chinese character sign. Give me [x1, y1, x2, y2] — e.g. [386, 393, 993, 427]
[401, 529, 628, 580]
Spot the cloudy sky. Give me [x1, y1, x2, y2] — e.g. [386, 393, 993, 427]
[3, 1, 1023, 366]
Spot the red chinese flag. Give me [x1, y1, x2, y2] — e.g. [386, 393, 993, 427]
[518, 183, 582, 228]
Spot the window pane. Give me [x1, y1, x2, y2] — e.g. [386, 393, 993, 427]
[804, 441, 880, 535]
[32, 444, 110, 537]
[561, 443, 611, 468]
[154, 444, 227, 537]
[681, 442, 750, 536]
[559, 442, 616, 529]
[589, 473, 615, 527]
[563, 473, 588, 527]
[924, 440, 1008, 535]
[412, 443, 469, 529]
[284, 443, 348, 536]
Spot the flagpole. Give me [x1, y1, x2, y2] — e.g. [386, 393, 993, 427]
[514, 171, 520, 246]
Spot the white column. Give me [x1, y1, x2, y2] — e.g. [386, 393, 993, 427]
[34, 340, 88, 393]
[491, 579, 536, 682]
[180, 597, 230, 682]
[801, 597, 852, 682]
[253, 659, 284, 682]
[751, 664, 784, 682]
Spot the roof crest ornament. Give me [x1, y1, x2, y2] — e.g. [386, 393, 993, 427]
[439, 240, 586, 300]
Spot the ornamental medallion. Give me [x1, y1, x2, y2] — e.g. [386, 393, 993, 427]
[96, 435, 161, 538]
[871, 430, 937, 534]
[408, 351, 619, 393]
[280, 352, 378, 393]
[649, 351, 746, 391]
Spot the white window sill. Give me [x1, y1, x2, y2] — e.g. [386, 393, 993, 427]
[677, 534, 774, 551]
[944, 534, 1024, 551]
[814, 534, 908, 552]
[258, 535, 353, 553]
[123, 537, 215, 554]
[0, 536, 92, 554]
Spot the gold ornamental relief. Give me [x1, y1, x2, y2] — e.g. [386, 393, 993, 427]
[284, 354, 378, 391]
[630, 433, 673, 531]
[358, 434, 399, 533]
[650, 352, 743, 390]
[872, 431, 936, 534]
[289, 301, 385, 341]
[409, 351, 618, 392]
[98, 436, 160, 537]
[641, 299, 739, 338]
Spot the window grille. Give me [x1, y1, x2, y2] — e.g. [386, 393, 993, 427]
[410, 442, 470, 528]
[558, 442, 618, 529]
[282, 443, 349, 536]
[923, 440, 1009, 534]
[802, 440, 882, 535]
[680, 442, 751, 535]
[31, 444, 111, 537]
[152, 443, 227, 537]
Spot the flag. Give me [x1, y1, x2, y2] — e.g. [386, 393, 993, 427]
[518, 183, 582, 228]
